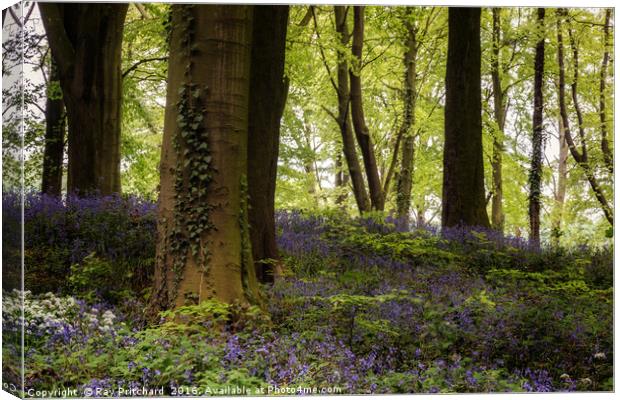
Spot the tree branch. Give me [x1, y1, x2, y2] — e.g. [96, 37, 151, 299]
[298, 5, 313, 26]
[133, 3, 148, 19]
[122, 56, 168, 78]
[311, 7, 338, 93]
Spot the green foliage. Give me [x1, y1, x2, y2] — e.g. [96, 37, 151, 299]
[158, 299, 271, 335]
[11, 208, 613, 394]
[275, 6, 614, 244]
[374, 361, 525, 393]
[337, 230, 458, 266]
[120, 3, 169, 198]
[68, 253, 134, 303]
[7, 4, 616, 395]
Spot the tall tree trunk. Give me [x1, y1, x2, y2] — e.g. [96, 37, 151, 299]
[599, 8, 612, 174]
[247, 5, 289, 284]
[335, 6, 370, 214]
[395, 10, 417, 220]
[441, 8, 490, 228]
[304, 119, 324, 198]
[294, 117, 321, 204]
[490, 8, 505, 232]
[39, 3, 127, 195]
[349, 6, 384, 211]
[528, 8, 545, 248]
[551, 116, 568, 246]
[335, 151, 349, 206]
[556, 10, 613, 226]
[151, 5, 261, 312]
[41, 60, 65, 196]
[382, 126, 402, 198]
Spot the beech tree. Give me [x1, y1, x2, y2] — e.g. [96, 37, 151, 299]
[441, 8, 490, 228]
[40, 61, 65, 196]
[17, 5, 613, 257]
[151, 5, 261, 311]
[394, 10, 417, 220]
[551, 117, 569, 245]
[393, 8, 437, 221]
[333, 6, 371, 213]
[489, 8, 505, 232]
[39, 3, 128, 195]
[349, 6, 384, 211]
[528, 8, 545, 248]
[247, 6, 290, 284]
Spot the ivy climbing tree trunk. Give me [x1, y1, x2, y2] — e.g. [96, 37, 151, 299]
[490, 8, 505, 232]
[395, 9, 417, 220]
[528, 8, 545, 248]
[39, 3, 127, 195]
[349, 6, 384, 211]
[151, 4, 261, 312]
[334, 5, 370, 214]
[41, 60, 65, 197]
[556, 10, 613, 227]
[441, 8, 490, 228]
[247, 5, 289, 284]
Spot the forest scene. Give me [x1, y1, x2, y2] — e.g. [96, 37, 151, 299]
[1, 2, 614, 396]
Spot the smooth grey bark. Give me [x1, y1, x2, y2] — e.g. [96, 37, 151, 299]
[349, 6, 385, 211]
[490, 8, 506, 232]
[334, 5, 370, 213]
[395, 9, 417, 220]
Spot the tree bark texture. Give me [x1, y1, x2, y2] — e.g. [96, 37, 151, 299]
[39, 3, 127, 195]
[395, 10, 417, 220]
[152, 5, 261, 312]
[382, 127, 402, 198]
[247, 5, 289, 284]
[528, 8, 545, 248]
[41, 60, 65, 196]
[441, 8, 490, 228]
[349, 6, 384, 211]
[551, 117, 568, 246]
[490, 8, 505, 232]
[334, 6, 370, 214]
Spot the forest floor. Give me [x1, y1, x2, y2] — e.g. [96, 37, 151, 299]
[2, 194, 614, 395]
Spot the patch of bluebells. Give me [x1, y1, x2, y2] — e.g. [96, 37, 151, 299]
[21, 192, 156, 263]
[440, 224, 531, 251]
[271, 211, 612, 392]
[276, 210, 332, 258]
[3, 203, 612, 394]
[4, 192, 157, 294]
